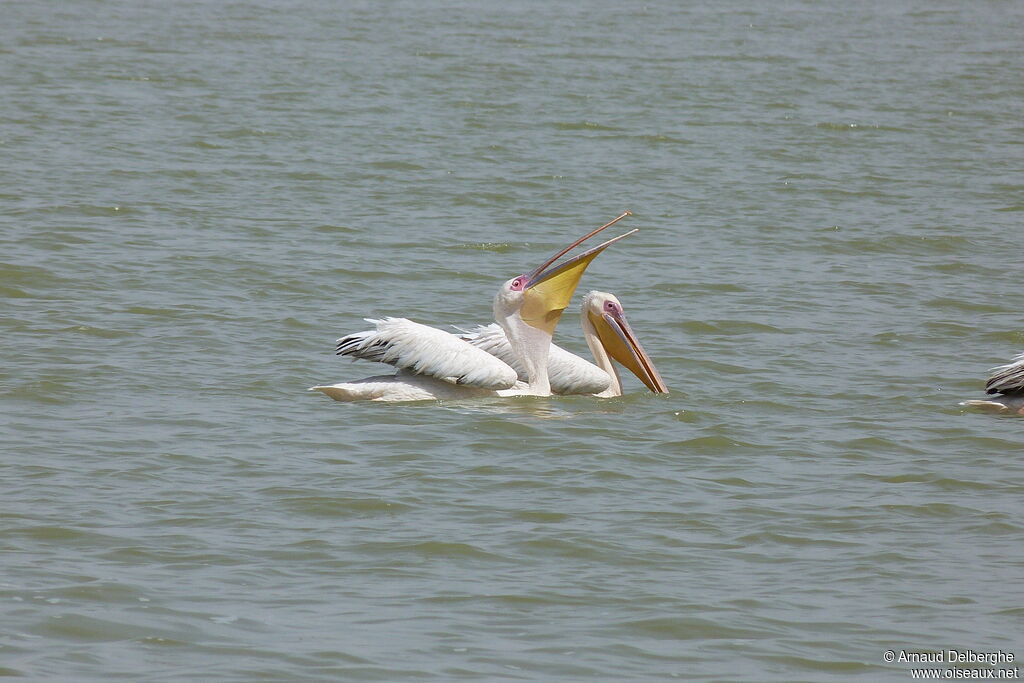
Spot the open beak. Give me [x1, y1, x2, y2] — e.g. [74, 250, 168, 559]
[518, 212, 635, 336]
[587, 307, 668, 394]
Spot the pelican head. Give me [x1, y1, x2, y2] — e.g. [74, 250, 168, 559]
[492, 230, 635, 333]
[493, 213, 636, 393]
[582, 290, 668, 394]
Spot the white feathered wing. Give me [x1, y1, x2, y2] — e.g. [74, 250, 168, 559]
[332, 318, 519, 389]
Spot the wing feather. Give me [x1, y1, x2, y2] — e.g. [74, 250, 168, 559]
[336, 318, 518, 390]
[455, 323, 523, 374]
[459, 323, 610, 395]
[986, 352, 1024, 395]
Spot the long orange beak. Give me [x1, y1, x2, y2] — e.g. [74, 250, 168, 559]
[587, 307, 668, 393]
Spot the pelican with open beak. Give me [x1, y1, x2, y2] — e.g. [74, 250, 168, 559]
[311, 212, 636, 402]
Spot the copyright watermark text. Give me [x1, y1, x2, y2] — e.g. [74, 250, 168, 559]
[884, 649, 1018, 679]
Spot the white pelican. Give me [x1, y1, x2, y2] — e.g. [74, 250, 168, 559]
[961, 352, 1024, 415]
[310, 213, 635, 402]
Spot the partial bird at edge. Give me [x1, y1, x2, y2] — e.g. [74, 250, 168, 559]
[960, 351, 1024, 415]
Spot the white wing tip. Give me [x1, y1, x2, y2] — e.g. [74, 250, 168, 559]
[960, 399, 1011, 413]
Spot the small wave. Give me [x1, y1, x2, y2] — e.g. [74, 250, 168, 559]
[275, 494, 413, 519]
[549, 121, 623, 132]
[820, 233, 969, 256]
[33, 613, 191, 643]
[366, 161, 427, 171]
[619, 615, 765, 640]
[0, 285, 30, 298]
[758, 654, 872, 674]
[924, 297, 1006, 314]
[61, 325, 131, 339]
[814, 122, 906, 132]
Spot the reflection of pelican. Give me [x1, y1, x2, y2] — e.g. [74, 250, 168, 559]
[310, 213, 635, 402]
[461, 290, 667, 397]
[961, 353, 1024, 415]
